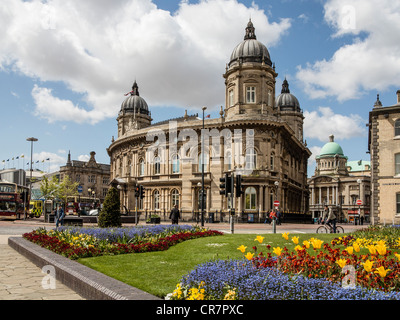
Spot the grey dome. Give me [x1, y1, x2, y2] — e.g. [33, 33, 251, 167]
[275, 79, 301, 112]
[229, 20, 272, 68]
[120, 81, 149, 115]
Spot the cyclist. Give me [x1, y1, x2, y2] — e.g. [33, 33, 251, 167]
[323, 205, 337, 233]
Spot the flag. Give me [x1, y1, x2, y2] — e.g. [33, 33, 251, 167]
[16, 156, 19, 159]
[124, 90, 134, 96]
[21, 154, 24, 158]
[46, 158, 50, 161]
[206, 114, 211, 118]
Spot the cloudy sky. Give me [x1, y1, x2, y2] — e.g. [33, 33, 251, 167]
[1, 0, 399, 176]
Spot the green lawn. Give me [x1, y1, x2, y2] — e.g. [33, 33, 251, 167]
[78, 232, 340, 298]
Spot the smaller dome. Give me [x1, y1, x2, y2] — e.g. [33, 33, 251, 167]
[318, 135, 344, 158]
[120, 81, 149, 115]
[275, 79, 300, 112]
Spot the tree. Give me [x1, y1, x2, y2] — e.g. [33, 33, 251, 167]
[55, 175, 79, 208]
[98, 187, 121, 228]
[40, 175, 59, 200]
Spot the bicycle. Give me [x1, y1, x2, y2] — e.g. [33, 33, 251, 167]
[316, 222, 344, 234]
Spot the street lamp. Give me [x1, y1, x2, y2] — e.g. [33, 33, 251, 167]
[201, 106, 207, 227]
[26, 137, 38, 220]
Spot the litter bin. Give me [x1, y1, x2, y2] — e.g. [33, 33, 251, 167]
[209, 212, 214, 223]
[248, 213, 254, 223]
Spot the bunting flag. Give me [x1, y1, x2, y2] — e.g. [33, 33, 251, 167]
[124, 90, 134, 96]
[206, 114, 211, 118]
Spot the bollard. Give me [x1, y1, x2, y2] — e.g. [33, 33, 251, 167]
[272, 218, 276, 234]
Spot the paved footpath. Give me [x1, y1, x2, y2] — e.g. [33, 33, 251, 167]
[0, 218, 369, 300]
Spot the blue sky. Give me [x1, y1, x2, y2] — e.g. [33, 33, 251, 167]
[1, 0, 400, 176]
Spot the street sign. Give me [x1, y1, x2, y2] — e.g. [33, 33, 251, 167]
[273, 200, 280, 207]
[77, 186, 83, 194]
[356, 199, 362, 205]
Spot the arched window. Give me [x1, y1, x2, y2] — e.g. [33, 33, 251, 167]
[245, 148, 257, 170]
[153, 190, 160, 210]
[245, 187, 256, 210]
[171, 189, 179, 207]
[171, 154, 180, 174]
[139, 159, 145, 176]
[154, 156, 161, 175]
[395, 119, 400, 136]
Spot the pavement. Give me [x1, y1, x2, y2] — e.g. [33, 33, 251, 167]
[0, 217, 370, 300]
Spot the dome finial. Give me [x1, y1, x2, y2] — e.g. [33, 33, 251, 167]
[329, 134, 334, 142]
[132, 81, 139, 96]
[281, 78, 290, 94]
[244, 19, 256, 40]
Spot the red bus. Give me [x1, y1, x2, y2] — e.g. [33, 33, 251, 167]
[66, 196, 100, 216]
[0, 182, 29, 220]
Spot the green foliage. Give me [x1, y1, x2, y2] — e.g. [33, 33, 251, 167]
[55, 175, 79, 205]
[98, 187, 121, 228]
[40, 175, 59, 200]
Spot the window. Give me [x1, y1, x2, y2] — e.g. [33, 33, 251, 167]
[245, 187, 256, 210]
[397, 193, 400, 215]
[139, 159, 145, 176]
[154, 156, 161, 175]
[172, 154, 180, 174]
[246, 86, 256, 103]
[245, 148, 257, 170]
[270, 153, 275, 171]
[154, 190, 160, 210]
[171, 189, 179, 207]
[396, 153, 400, 175]
[229, 89, 234, 107]
[395, 120, 400, 136]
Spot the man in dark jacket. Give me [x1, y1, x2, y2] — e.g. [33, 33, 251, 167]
[169, 205, 180, 224]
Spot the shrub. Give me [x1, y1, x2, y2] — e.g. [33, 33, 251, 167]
[98, 187, 121, 228]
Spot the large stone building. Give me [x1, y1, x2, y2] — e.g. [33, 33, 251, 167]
[368, 91, 400, 224]
[308, 135, 371, 223]
[107, 20, 311, 221]
[59, 151, 111, 202]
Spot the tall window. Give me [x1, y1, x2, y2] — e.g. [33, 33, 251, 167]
[246, 86, 256, 103]
[396, 153, 400, 175]
[245, 148, 257, 170]
[171, 189, 179, 207]
[229, 89, 234, 107]
[395, 120, 400, 136]
[154, 190, 160, 210]
[172, 154, 180, 174]
[245, 187, 256, 210]
[397, 193, 400, 215]
[270, 153, 275, 171]
[198, 152, 208, 172]
[139, 159, 145, 176]
[154, 156, 161, 175]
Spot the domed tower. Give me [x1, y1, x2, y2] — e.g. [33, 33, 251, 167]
[315, 135, 348, 176]
[117, 81, 152, 137]
[223, 20, 278, 120]
[275, 78, 304, 141]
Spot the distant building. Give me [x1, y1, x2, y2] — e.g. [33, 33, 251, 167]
[0, 169, 26, 186]
[59, 151, 111, 202]
[368, 91, 400, 224]
[308, 135, 371, 223]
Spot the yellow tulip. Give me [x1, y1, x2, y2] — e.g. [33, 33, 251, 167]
[294, 245, 303, 251]
[362, 260, 374, 272]
[245, 252, 254, 260]
[374, 266, 391, 278]
[311, 239, 324, 249]
[335, 259, 347, 269]
[282, 233, 289, 240]
[292, 236, 299, 245]
[237, 245, 247, 253]
[367, 245, 376, 255]
[395, 253, 400, 262]
[345, 247, 354, 254]
[353, 243, 360, 253]
[375, 244, 387, 256]
[303, 240, 310, 249]
[273, 247, 282, 256]
[254, 236, 264, 244]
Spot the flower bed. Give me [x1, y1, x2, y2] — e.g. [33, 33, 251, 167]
[169, 228, 400, 300]
[23, 225, 223, 260]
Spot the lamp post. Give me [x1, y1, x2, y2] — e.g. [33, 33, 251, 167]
[273, 181, 279, 233]
[26, 137, 38, 220]
[201, 106, 207, 227]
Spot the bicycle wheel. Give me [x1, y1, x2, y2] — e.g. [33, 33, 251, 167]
[316, 226, 328, 233]
[335, 226, 344, 233]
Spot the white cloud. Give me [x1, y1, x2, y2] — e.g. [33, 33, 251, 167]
[304, 107, 365, 142]
[0, 0, 291, 124]
[78, 155, 90, 162]
[296, 0, 400, 101]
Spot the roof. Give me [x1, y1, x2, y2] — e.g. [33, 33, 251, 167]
[346, 160, 371, 172]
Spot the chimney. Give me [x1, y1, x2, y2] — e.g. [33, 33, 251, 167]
[397, 90, 400, 104]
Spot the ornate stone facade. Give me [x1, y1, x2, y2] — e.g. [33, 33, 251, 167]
[107, 21, 311, 221]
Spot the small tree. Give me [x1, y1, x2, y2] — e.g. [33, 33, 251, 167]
[98, 187, 121, 228]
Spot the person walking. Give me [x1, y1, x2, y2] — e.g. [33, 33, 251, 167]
[276, 208, 282, 225]
[55, 205, 65, 228]
[169, 205, 180, 225]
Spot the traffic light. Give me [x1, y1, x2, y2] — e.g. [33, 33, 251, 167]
[139, 185, 145, 199]
[235, 174, 244, 198]
[134, 186, 140, 198]
[219, 173, 233, 197]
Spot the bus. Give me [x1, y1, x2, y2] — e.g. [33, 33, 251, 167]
[66, 196, 100, 216]
[0, 182, 29, 220]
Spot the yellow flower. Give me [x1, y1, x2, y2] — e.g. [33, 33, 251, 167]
[367, 245, 377, 255]
[254, 236, 264, 244]
[294, 245, 303, 251]
[374, 266, 391, 278]
[375, 243, 387, 256]
[245, 252, 254, 260]
[395, 253, 400, 262]
[311, 239, 324, 249]
[345, 247, 354, 254]
[291, 236, 299, 245]
[362, 260, 374, 272]
[237, 245, 247, 253]
[303, 240, 310, 249]
[282, 233, 289, 240]
[335, 259, 347, 269]
[224, 288, 237, 300]
[353, 243, 360, 253]
[273, 247, 282, 256]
